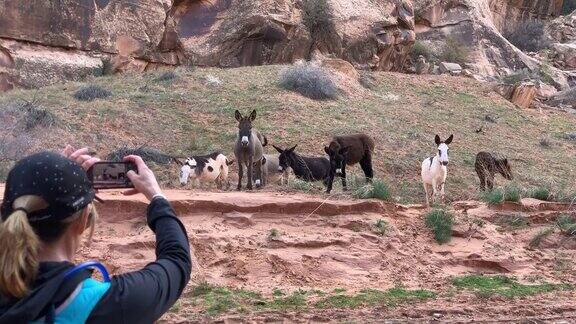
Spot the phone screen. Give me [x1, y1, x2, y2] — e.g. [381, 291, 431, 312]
[88, 162, 137, 189]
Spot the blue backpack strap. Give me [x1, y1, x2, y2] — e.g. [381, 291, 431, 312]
[63, 261, 111, 283]
[32, 262, 112, 324]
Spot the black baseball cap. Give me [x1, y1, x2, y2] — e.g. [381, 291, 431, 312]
[1, 152, 96, 222]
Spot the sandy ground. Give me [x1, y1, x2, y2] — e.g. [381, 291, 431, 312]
[1, 186, 575, 322]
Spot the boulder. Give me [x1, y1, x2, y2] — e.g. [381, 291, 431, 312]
[439, 62, 462, 75]
[511, 82, 537, 108]
[547, 88, 576, 108]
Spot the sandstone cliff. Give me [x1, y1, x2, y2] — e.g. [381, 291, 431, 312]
[414, 0, 571, 89]
[0, 0, 415, 91]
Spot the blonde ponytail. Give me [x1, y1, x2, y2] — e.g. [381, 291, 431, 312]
[0, 195, 47, 299]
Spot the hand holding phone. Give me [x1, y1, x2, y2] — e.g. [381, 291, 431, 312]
[121, 155, 163, 202]
[88, 162, 138, 189]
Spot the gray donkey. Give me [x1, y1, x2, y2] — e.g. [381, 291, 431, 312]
[234, 109, 267, 190]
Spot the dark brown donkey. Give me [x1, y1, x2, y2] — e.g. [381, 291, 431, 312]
[475, 151, 513, 191]
[324, 133, 375, 193]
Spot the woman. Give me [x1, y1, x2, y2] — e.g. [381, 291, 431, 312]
[0, 147, 191, 323]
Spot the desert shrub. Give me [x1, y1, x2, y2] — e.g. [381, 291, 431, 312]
[528, 227, 554, 248]
[502, 69, 536, 85]
[205, 74, 222, 87]
[425, 208, 454, 244]
[538, 64, 555, 85]
[359, 71, 377, 90]
[374, 219, 388, 236]
[20, 101, 58, 130]
[74, 85, 112, 101]
[556, 215, 576, 237]
[107, 146, 174, 164]
[504, 21, 550, 52]
[302, 0, 337, 44]
[410, 41, 435, 62]
[353, 179, 391, 201]
[439, 37, 469, 65]
[562, 0, 576, 15]
[481, 185, 521, 205]
[268, 228, 281, 241]
[279, 62, 338, 100]
[100, 58, 114, 76]
[286, 178, 315, 192]
[539, 137, 553, 148]
[504, 185, 522, 202]
[154, 71, 178, 82]
[528, 187, 551, 201]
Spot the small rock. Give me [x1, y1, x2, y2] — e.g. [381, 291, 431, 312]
[433, 313, 443, 319]
[439, 62, 462, 75]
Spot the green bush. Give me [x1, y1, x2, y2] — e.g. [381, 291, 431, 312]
[302, 0, 336, 44]
[279, 62, 338, 100]
[353, 179, 391, 201]
[439, 37, 469, 65]
[374, 219, 388, 236]
[556, 215, 576, 237]
[504, 185, 522, 202]
[425, 209, 454, 244]
[74, 85, 112, 101]
[528, 187, 551, 201]
[154, 71, 178, 82]
[410, 41, 435, 62]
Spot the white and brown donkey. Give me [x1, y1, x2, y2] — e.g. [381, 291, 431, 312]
[421, 134, 453, 207]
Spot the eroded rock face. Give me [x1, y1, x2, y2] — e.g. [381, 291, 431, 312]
[413, 0, 570, 89]
[0, 0, 415, 91]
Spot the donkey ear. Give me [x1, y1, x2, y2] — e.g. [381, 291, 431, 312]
[173, 158, 185, 166]
[288, 145, 297, 152]
[273, 145, 283, 154]
[324, 146, 330, 155]
[445, 134, 454, 145]
[249, 109, 257, 121]
[235, 110, 242, 121]
[434, 135, 441, 145]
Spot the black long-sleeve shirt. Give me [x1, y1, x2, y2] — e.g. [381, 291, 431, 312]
[0, 197, 192, 324]
[87, 197, 192, 323]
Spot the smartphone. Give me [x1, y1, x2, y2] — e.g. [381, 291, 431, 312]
[87, 162, 137, 189]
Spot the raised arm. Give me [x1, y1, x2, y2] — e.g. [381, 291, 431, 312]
[87, 155, 192, 323]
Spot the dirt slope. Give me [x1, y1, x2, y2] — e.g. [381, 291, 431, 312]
[6, 183, 575, 322]
[1, 66, 576, 204]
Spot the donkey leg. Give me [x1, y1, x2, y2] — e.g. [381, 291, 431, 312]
[326, 172, 334, 193]
[478, 171, 486, 191]
[247, 157, 254, 190]
[341, 164, 348, 191]
[487, 175, 495, 191]
[237, 162, 243, 191]
[423, 183, 430, 207]
[440, 182, 446, 203]
[360, 153, 374, 182]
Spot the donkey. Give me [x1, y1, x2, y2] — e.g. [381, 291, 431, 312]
[273, 145, 330, 183]
[234, 109, 266, 190]
[253, 154, 290, 187]
[421, 134, 453, 207]
[324, 134, 375, 193]
[176, 152, 234, 189]
[475, 151, 513, 191]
